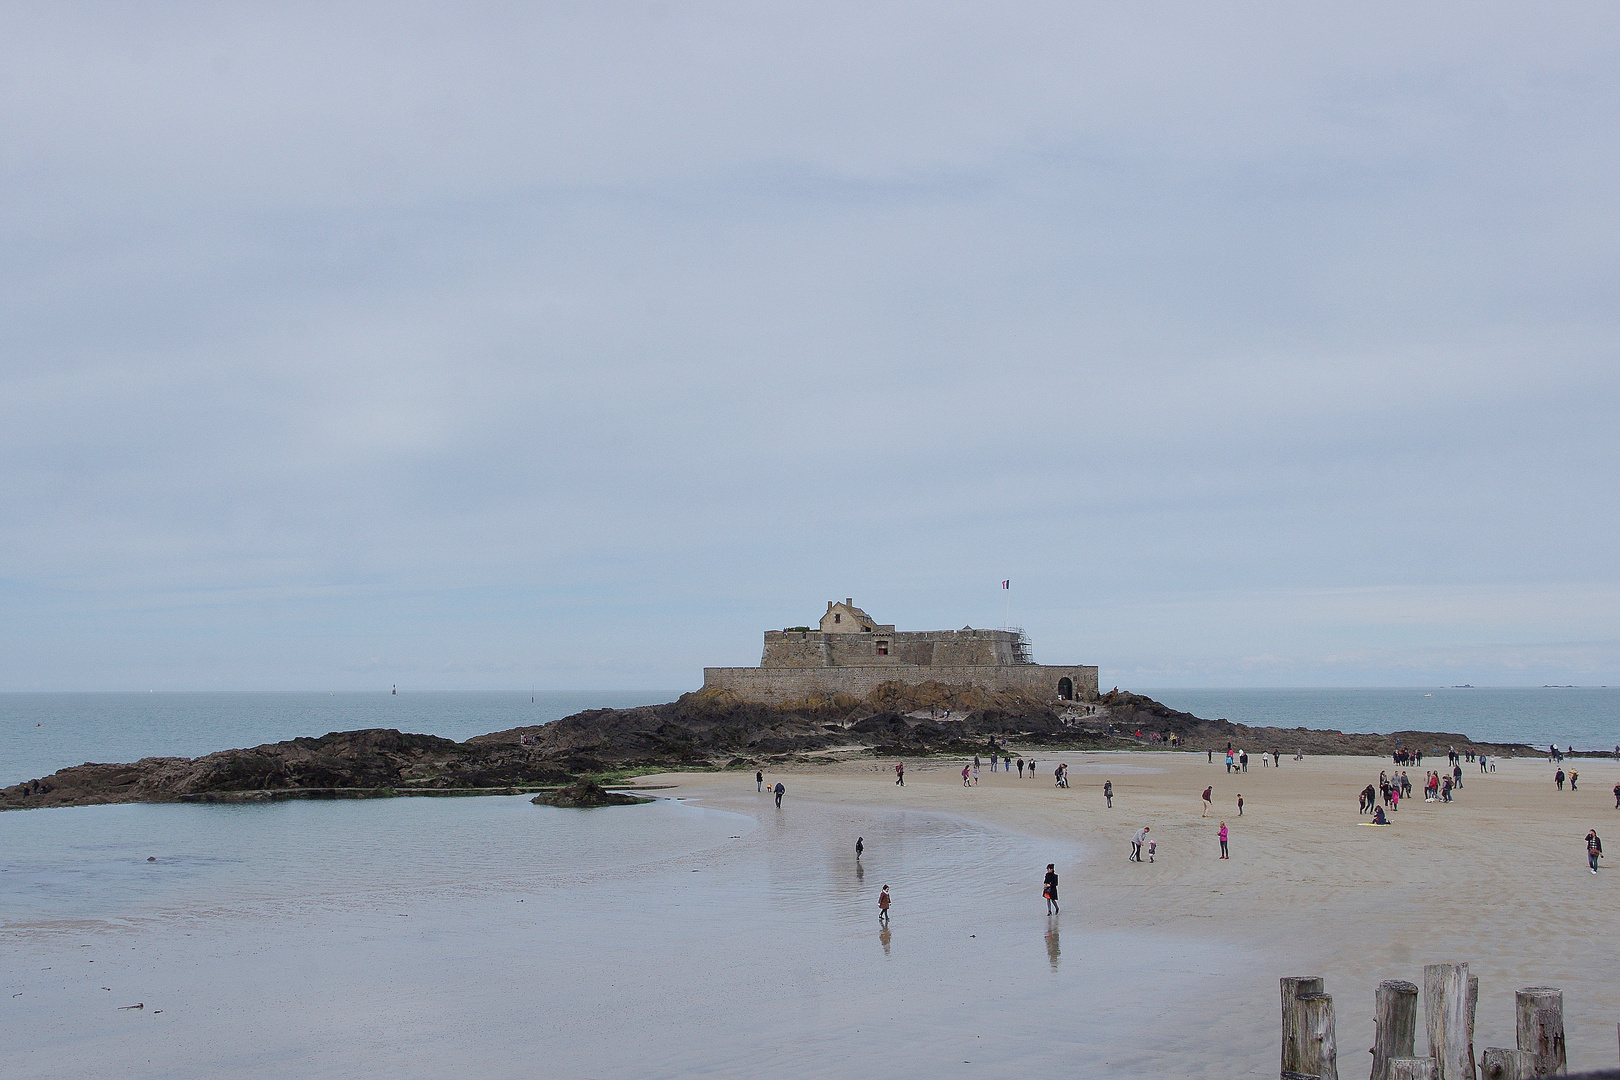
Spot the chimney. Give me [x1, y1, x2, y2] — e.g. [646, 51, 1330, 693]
[845, 598, 853, 607]
[827, 600, 834, 612]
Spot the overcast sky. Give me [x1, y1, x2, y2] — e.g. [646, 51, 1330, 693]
[2, 3, 1617, 692]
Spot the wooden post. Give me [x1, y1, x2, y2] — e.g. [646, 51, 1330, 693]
[1372, 980, 1421, 1080]
[1284, 977, 1327, 1076]
[1468, 975, 1479, 1080]
[1389, 1059, 1439, 1080]
[1515, 987, 1566, 1076]
[1480, 1048, 1538, 1080]
[1424, 963, 1472, 1080]
[1299, 992, 1340, 1080]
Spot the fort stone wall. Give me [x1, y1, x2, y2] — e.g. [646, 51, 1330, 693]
[702, 664, 1099, 704]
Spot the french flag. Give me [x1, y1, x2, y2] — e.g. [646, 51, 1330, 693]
[1001, 580, 1010, 589]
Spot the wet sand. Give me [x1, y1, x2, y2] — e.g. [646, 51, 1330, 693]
[652, 749, 1620, 1074]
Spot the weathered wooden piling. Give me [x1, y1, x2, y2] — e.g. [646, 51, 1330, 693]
[1515, 987, 1566, 1076]
[1424, 963, 1472, 1080]
[1372, 980, 1421, 1080]
[1298, 991, 1340, 1080]
[1468, 974, 1479, 1080]
[1480, 1047, 1538, 1080]
[1283, 977, 1327, 1076]
[1387, 1058, 1438, 1080]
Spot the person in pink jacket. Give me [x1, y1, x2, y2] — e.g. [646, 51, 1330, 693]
[1218, 821, 1230, 859]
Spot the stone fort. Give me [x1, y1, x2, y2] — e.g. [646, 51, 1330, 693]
[703, 599, 1099, 704]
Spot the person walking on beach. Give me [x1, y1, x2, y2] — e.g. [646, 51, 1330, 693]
[1239, 750, 1248, 773]
[1202, 786, 1213, 817]
[1586, 830, 1603, 874]
[1569, 769, 1578, 791]
[1017, 757, 1025, 778]
[1218, 821, 1229, 859]
[773, 781, 785, 808]
[962, 764, 972, 788]
[1043, 864, 1059, 914]
[878, 885, 891, 922]
[971, 763, 980, 785]
[1027, 757, 1037, 777]
[1208, 748, 1213, 764]
[1613, 782, 1620, 808]
[1131, 825, 1149, 862]
[1103, 780, 1114, 808]
[757, 770, 763, 792]
[1236, 794, 1243, 816]
[856, 837, 864, 858]
[1556, 768, 1565, 791]
[895, 761, 905, 786]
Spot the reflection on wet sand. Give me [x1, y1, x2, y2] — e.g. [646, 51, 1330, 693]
[879, 923, 891, 956]
[1045, 918, 1060, 970]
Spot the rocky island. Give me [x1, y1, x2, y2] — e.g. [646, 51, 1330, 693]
[0, 682, 1535, 810]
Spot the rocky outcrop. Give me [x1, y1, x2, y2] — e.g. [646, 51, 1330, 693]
[1, 683, 1536, 811]
[530, 780, 650, 808]
[1, 728, 572, 809]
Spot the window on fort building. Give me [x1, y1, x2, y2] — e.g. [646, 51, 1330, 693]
[876, 641, 889, 656]
[833, 613, 841, 623]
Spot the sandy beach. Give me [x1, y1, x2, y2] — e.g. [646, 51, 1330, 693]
[648, 749, 1620, 1074]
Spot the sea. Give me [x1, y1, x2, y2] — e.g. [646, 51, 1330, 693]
[2, 687, 1616, 1078]
[1139, 686, 1618, 754]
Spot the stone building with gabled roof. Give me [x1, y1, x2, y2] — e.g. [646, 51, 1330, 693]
[820, 598, 884, 634]
[704, 599, 1098, 704]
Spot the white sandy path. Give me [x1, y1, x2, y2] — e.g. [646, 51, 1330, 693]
[648, 750, 1620, 1074]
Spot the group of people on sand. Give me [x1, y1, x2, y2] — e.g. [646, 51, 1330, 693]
[959, 753, 1047, 785]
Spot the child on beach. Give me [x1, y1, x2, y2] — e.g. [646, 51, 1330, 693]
[878, 885, 891, 922]
[1218, 821, 1229, 859]
[1103, 780, 1113, 807]
[962, 764, 971, 787]
[1147, 838, 1156, 862]
[1042, 864, 1059, 914]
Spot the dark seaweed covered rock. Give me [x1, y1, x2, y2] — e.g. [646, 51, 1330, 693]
[530, 780, 649, 808]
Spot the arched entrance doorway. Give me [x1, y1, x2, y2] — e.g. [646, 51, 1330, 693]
[1057, 677, 1073, 700]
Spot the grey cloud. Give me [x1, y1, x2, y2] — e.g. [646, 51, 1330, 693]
[1, 3, 1617, 690]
